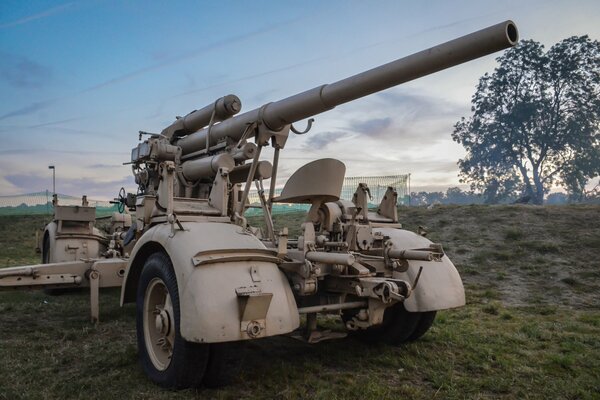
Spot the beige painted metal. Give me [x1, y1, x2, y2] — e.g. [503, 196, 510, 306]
[161, 94, 242, 140]
[0, 261, 86, 286]
[181, 153, 235, 181]
[273, 158, 346, 204]
[0, 258, 127, 322]
[143, 277, 175, 370]
[374, 227, 466, 312]
[43, 221, 106, 264]
[121, 221, 300, 342]
[0, 197, 130, 322]
[89, 258, 128, 322]
[230, 142, 258, 162]
[229, 161, 273, 184]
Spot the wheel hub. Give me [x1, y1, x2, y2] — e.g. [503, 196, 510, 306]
[154, 308, 171, 335]
[143, 278, 175, 371]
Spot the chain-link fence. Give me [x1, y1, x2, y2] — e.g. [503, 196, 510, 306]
[246, 174, 409, 216]
[0, 192, 116, 216]
[1, 174, 408, 217]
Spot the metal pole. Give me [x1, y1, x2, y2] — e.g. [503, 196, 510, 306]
[48, 165, 55, 196]
[297, 301, 368, 314]
[408, 173, 411, 206]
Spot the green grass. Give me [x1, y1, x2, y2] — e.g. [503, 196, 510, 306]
[1, 205, 600, 399]
[0, 215, 47, 267]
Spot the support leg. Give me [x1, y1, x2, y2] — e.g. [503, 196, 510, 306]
[90, 270, 100, 323]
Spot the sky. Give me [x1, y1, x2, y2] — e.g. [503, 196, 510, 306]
[1, 0, 599, 200]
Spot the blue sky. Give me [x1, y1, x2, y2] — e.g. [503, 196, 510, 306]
[1, 0, 599, 199]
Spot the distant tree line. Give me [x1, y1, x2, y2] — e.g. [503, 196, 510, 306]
[0, 202, 119, 216]
[409, 186, 600, 206]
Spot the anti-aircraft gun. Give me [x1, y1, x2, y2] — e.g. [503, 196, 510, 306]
[1, 21, 518, 389]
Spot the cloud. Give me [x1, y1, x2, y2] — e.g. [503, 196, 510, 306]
[424, 161, 460, 173]
[340, 90, 466, 149]
[351, 117, 393, 138]
[377, 91, 464, 118]
[27, 117, 82, 128]
[0, 54, 53, 88]
[4, 173, 135, 199]
[0, 14, 311, 123]
[0, 148, 128, 156]
[81, 16, 307, 94]
[0, 176, 21, 195]
[0, 2, 75, 29]
[87, 163, 123, 169]
[0, 122, 106, 136]
[0, 100, 55, 121]
[0, 117, 84, 134]
[303, 131, 348, 150]
[173, 54, 328, 99]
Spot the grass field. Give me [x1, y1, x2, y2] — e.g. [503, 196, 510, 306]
[1, 206, 599, 399]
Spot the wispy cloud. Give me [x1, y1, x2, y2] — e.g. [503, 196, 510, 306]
[173, 55, 328, 99]
[0, 15, 309, 123]
[377, 91, 464, 117]
[4, 173, 134, 198]
[342, 90, 465, 145]
[0, 123, 103, 136]
[351, 117, 393, 138]
[26, 117, 83, 128]
[0, 148, 128, 156]
[303, 131, 348, 150]
[81, 16, 307, 94]
[0, 100, 55, 121]
[0, 119, 86, 134]
[0, 53, 53, 88]
[0, 2, 75, 29]
[87, 163, 123, 169]
[424, 161, 460, 173]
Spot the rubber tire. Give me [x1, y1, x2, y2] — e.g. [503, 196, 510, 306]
[407, 311, 436, 341]
[42, 235, 50, 264]
[344, 303, 423, 345]
[202, 342, 239, 388]
[136, 252, 210, 389]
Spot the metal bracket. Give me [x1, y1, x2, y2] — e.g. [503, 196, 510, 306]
[250, 266, 261, 282]
[277, 227, 288, 258]
[90, 269, 100, 324]
[236, 287, 273, 338]
[290, 118, 314, 135]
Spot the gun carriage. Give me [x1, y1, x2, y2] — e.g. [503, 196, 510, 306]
[0, 21, 518, 388]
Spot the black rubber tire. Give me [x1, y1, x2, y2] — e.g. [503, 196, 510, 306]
[136, 252, 210, 389]
[385, 303, 423, 344]
[343, 303, 423, 345]
[407, 311, 436, 341]
[202, 342, 239, 388]
[42, 235, 50, 264]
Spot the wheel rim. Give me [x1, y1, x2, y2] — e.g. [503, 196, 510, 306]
[143, 278, 175, 371]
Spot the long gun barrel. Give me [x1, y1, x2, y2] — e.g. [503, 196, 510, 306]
[175, 20, 518, 155]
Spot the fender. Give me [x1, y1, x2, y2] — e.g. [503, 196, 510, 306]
[121, 221, 299, 343]
[374, 228, 465, 312]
